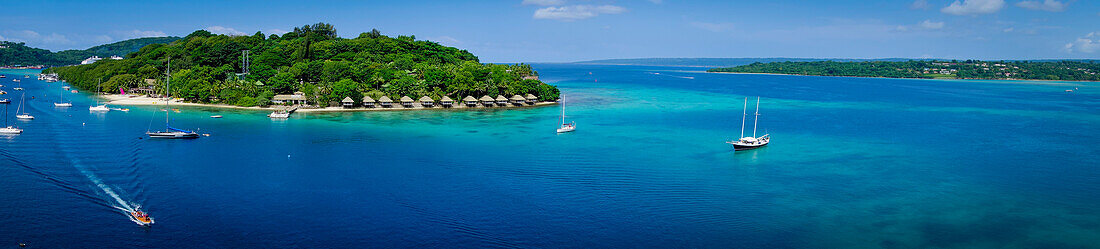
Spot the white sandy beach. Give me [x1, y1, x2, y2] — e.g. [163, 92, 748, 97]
[102, 94, 557, 113]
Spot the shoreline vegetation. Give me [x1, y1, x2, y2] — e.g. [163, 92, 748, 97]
[100, 94, 557, 113]
[707, 60, 1100, 82]
[44, 22, 560, 110]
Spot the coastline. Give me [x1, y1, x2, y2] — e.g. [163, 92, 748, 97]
[102, 94, 557, 112]
[705, 71, 1100, 83]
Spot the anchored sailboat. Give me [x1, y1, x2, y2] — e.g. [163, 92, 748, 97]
[1, 102, 22, 134]
[146, 58, 199, 139]
[53, 86, 72, 107]
[727, 97, 769, 151]
[16, 93, 33, 120]
[556, 94, 576, 133]
[89, 79, 110, 112]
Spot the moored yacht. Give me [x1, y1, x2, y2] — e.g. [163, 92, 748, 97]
[15, 93, 32, 120]
[89, 79, 110, 112]
[727, 97, 769, 151]
[1, 104, 22, 134]
[556, 95, 576, 133]
[147, 57, 200, 139]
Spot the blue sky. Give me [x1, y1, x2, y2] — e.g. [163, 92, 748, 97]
[1, 0, 1098, 62]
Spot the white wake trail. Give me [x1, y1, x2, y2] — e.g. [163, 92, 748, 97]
[74, 163, 134, 212]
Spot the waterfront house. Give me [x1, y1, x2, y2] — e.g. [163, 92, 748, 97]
[419, 96, 435, 107]
[525, 94, 538, 104]
[510, 95, 526, 106]
[495, 95, 509, 106]
[479, 95, 495, 106]
[464, 96, 479, 107]
[378, 96, 393, 108]
[400, 96, 415, 108]
[341, 97, 355, 108]
[273, 91, 308, 106]
[440, 96, 454, 107]
[362, 96, 376, 108]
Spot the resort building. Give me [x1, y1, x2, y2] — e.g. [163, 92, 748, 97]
[378, 96, 393, 108]
[81, 56, 102, 65]
[362, 96, 376, 108]
[400, 96, 415, 108]
[109, 55, 123, 60]
[479, 95, 495, 106]
[273, 91, 308, 105]
[495, 95, 509, 106]
[419, 96, 435, 107]
[440, 96, 454, 107]
[341, 97, 355, 108]
[525, 94, 538, 104]
[510, 95, 526, 106]
[463, 96, 478, 107]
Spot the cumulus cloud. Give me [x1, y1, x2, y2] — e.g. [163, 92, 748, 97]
[1016, 0, 1067, 12]
[267, 29, 289, 35]
[941, 0, 1005, 15]
[910, 0, 930, 9]
[690, 22, 734, 32]
[533, 5, 626, 21]
[522, 0, 564, 6]
[205, 26, 246, 36]
[919, 20, 945, 29]
[1065, 32, 1100, 53]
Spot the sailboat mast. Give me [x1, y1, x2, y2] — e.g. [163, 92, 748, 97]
[752, 97, 760, 137]
[740, 97, 747, 139]
[561, 96, 565, 124]
[166, 58, 171, 126]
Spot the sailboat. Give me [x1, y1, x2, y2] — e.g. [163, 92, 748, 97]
[1, 103, 22, 134]
[556, 95, 576, 133]
[53, 85, 73, 107]
[146, 58, 200, 139]
[727, 97, 769, 151]
[89, 79, 110, 112]
[16, 93, 33, 119]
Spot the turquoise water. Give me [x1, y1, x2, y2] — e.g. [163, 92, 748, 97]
[1, 64, 1098, 248]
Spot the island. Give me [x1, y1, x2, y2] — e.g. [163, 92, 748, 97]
[1, 37, 180, 67]
[44, 23, 560, 110]
[707, 60, 1100, 81]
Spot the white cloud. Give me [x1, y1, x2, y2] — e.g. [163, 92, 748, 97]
[919, 20, 945, 29]
[1003, 27, 1014, 32]
[1016, 0, 1067, 12]
[1065, 32, 1100, 53]
[205, 26, 246, 36]
[910, 0, 930, 9]
[690, 22, 734, 32]
[3, 30, 73, 45]
[522, 0, 564, 6]
[533, 5, 626, 21]
[941, 0, 1005, 15]
[432, 36, 462, 46]
[267, 29, 289, 35]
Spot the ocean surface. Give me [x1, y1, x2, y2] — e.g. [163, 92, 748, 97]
[1, 64, 1098, 248]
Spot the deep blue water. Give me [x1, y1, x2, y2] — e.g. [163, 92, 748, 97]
[1, 64, 1098, 248]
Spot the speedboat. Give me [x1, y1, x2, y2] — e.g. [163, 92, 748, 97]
[268, 111, 290, 118]
[128, 209, 154, 226]
[210, 115, 223, 118]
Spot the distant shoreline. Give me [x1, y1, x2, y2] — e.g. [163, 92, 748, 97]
[705, 71, 1100, 83]
[102, 95, 557, 113]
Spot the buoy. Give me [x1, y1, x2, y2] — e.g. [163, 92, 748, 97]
[20, 243, 26, 247]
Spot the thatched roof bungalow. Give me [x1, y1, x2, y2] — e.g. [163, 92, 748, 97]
[362, 96, 376, 108]
[495, 95, 509, 105]
[441, 96, 454, 107]
[418, 96, 435, 107]
[464, 96, 479, 107]
[400, 96, 414, 108]
[378, 96, 393, 107]
[341, 97, 355, 108]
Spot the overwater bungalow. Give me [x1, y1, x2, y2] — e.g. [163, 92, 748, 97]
[341, 97, 355, 108]
[479, 95, 495, 107]
[525, 94, 538, 104]
[441, 96, 454, 107]
[495, 95, 509, 106]
[464, 96, 479, 107]
[400, 96, 415, 108]
[419, 96, 435, 107]
[378, 96, 394, 108]
[510, 95, 526, 106]
[362, 96, 376, 108]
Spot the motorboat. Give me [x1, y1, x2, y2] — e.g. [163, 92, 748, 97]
[268, 111, 290, 118]
[128, 209, 154, 226]
[210, 115, 223, 118]
[0, 99, 8, 104]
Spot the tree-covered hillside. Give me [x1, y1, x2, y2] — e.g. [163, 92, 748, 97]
[45, 23, 559, 107]
[708, 60, 1100, 81]
[0, 37, 180, 66]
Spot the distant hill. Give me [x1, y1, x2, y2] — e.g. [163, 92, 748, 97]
[0, 36, 181, 66]
[574, 58, 922, 67]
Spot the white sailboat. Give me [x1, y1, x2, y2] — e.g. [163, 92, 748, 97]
[1, 103, 22, 134]
[556, 95, 576, 133]
[89, 79, 110, 112]
[16, 93, 33, 120]
[727, 97, 769, 151]
[146, 58, 199, 139]
[54, 85, 72, 107]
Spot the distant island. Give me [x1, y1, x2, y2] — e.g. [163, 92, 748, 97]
[708, 60, 1100, 81]
[575, 57, 919, 67]
[0, 37, 180, 66]
[45, 23, 559, 108]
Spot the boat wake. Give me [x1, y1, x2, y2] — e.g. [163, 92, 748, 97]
[73, 162, 150, 226]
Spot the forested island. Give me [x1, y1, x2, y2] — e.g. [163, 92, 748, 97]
[0, 37, 180, 66]
[45, 23, 559, 107]
[708, 60, 1100, 81]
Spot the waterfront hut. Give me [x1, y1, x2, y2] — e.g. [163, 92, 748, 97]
[273, 91, 308, 106]
[510, 95, 526, 106]
[464, 96, 479, 107]
[400, 96, 415, 108]
[341, 97, 355, 108]
[440, 96, 454, 107]
[525, 94, 538, 104]
[378, 96, 393, 108]
[479, 95, 495, 107]
[362, 96, 376, 108]
[495, 95, 509, 106]
[419, 96, 435, 107]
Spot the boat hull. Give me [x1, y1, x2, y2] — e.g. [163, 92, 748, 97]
[732, 143, 767, 151]
[0, 127, 23, 134]
[146, 132, 200, 139]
